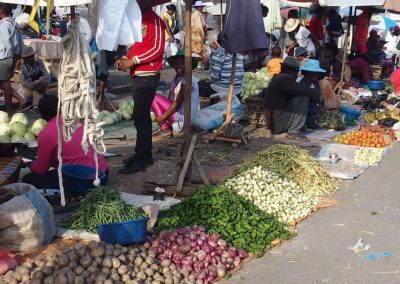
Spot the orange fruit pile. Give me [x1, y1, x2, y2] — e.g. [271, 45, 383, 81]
[333, 129, 389, 147]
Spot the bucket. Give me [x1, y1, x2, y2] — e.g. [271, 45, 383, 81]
[97, 218, 148, 245]
[61, 164, 106, 194]
[338, 106, 361, 126]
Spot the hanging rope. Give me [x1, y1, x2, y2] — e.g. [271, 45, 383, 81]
[57, 19, 106, 206]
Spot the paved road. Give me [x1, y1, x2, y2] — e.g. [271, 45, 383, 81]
[227, 144, 400, 284]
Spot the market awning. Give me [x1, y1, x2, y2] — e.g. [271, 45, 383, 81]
[1, 0, 91, 6]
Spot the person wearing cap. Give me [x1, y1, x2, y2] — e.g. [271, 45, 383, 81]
[19, 45, 51, 107]
[0, 3, 23, 115]
[191, 1, 207, 71]
[285, 17, 320, 58]
[299, 59, 326, 128]
[116, 0, 166, 174]
[294, 47, 308, 65]
[263, 56, 323, 141]
[151, 50, 199, 137]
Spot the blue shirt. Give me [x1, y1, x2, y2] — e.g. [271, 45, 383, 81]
[0, 17, 22, 60]
[210, 47, 244, 93]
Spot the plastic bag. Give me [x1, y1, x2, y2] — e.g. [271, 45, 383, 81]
[0, 183, 55, 252]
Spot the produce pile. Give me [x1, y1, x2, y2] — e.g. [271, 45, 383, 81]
[67, 188, 147, 233]
[364, 110, 400, 123]
[242, 68, 270, 100]
[0, 112, 46, 143]
[157, 186, 289, 254]
[333, 127, 391, 148]
[225, 166, 317, 223]
[316, 111, 345, 131]
[354, 147, 386, 166]
[151, 226, 247, 283]
[98, 100, 156, 125]
[0, 241, 193, 284]
[234, 145, 338, 196]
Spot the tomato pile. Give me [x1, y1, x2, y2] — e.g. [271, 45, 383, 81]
[333, 128, 390, 148]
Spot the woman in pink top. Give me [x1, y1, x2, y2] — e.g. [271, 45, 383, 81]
[22, 95, 108, 190]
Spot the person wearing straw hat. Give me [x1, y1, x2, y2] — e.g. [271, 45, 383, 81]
[19, 45, 51, 107]
[299, 59, 326, 128]
[264, 56, 323, 141]
[191, 1, 207, 71]
[151, 50, 199, 137]
[285, 17, 320, 58]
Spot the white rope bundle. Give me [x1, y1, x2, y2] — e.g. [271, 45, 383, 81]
[57, 19, 106, 206]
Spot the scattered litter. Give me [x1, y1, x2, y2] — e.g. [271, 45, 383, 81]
[348, 238, 370, 253]
[363, 252, 392, 260]
[362, 230, 376, 236]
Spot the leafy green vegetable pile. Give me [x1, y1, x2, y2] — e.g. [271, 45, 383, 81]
[316, 111, 346, 131]
[157, 186, 290, 254]
[67, 187, 147, 233]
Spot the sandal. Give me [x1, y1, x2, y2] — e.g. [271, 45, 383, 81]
[286, 133, 310, 142]
[152, 129, 172, 138]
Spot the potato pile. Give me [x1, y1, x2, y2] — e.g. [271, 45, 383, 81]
[0, 241, 190, 284]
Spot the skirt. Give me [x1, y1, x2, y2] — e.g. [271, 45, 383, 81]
[0, 58, 14, 81]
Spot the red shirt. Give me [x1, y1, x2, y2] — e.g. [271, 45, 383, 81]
[308, 17, 323, 41]
[127, 9, 165, 77]
[354, 8, 369, 54]
[29, 117, 107, 176]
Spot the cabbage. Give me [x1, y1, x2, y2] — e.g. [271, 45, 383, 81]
[0, 135, 10, 143]
[24, 132, 36, 142]
[242, 69, 271, 100]
[31, 118, 47, 136]
[10, 113, 28, 125]
[9, 121, 27, 136]
[150, 111, 156, 122]
[98, 110, 110, 121]
[115, 110, 123, 121]
[102, 116, 115, 125]
[109, 112, 120, 123]
[119, 100, 134, 120]
[0, 111, 8, 124]
[10, 135, 24, 143]
[0, 123, 10, 136]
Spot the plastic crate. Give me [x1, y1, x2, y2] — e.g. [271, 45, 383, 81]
[97, 218, 148, 245]
[246, 97, 268, 127]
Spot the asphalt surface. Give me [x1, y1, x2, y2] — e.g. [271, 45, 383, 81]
[227, 144, 400, 284]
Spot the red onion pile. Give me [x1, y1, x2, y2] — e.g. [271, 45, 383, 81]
[150, 226, 247, 283]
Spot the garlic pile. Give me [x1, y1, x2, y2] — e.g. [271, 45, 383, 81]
[224, 166, 318, 223]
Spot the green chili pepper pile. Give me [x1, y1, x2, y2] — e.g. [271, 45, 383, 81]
[157, 186, 290, 254]
[67, 187, 147, 233]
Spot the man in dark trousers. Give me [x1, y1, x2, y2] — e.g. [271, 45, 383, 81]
[264, 56, 323, 141]
[116, 0, 165, 174]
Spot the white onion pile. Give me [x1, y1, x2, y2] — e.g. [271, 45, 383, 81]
[225, 166, 318, 223]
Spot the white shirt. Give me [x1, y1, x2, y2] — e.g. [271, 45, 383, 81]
[0, 17, 22, 60]
[295, 26, 316, 56]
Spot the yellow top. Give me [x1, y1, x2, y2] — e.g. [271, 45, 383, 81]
[266, 58, 283, 78]
[163, 12, 173, 41]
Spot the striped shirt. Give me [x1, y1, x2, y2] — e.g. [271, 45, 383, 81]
[210, 48, 244, 93]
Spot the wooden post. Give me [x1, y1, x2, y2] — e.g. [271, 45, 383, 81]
[339, 6, 353, 84]
[220, 0, 223, 30]
[182, 0, 193, 171]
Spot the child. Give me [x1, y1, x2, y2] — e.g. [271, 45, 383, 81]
[266, 46, 282, 78]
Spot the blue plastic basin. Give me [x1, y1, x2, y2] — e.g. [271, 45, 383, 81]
[367, 80, 384, 90]
[62, 164, 106, 194]
[97, 218, 148, 245]
[338, 106, 362, 126]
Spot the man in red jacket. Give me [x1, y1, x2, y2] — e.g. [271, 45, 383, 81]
[117, 0, 166, 174]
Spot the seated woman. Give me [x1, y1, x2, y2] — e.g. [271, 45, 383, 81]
[151, 50, 199, 137]
[298, 59, 326, 128]
[22, 95, 108, 189]
[349, 48, 379, 83]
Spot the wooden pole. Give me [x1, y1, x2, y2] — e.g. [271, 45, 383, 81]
[182, 0, 193, 166]
[220, 0, 223, 30]
[339, 6, 353, 84]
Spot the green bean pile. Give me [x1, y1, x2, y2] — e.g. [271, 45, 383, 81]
[67, 187, 147, 232]
[233, 144, 339, 197]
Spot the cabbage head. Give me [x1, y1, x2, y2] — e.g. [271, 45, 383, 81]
[0, 135, 10, 143]
[31, 119, 47, 136]
[24, 132, 36, 142]
[0, 111, 8, 123]
[0, 123, 10, 136]
[10, 135, 24, 143]
[11, 113, 28, 125]
[9, 121, 27, 136]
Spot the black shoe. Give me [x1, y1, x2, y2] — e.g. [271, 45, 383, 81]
[119, 159, 154, 174]
[123, 155, 135, 166]
[123, 155, 154, 167]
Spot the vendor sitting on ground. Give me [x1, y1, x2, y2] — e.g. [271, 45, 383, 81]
[294, 47, 308, 65]
[151, 50, 199, 137]
[299, 59, 326, 128]
[263, 56, 323, 141]
[22, 95, 108, 190]
[198, 32, 244, 100]
[266, 46, 282, 78]
[19, 46, 51, 107]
